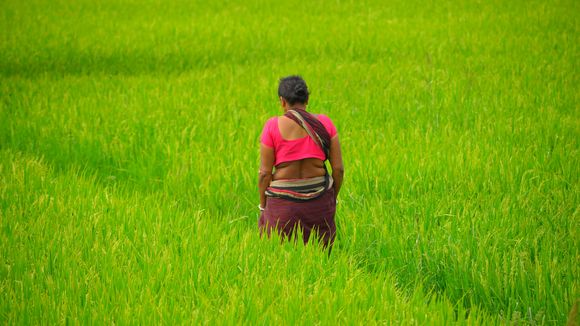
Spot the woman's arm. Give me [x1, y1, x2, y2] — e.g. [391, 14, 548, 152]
[258, 144, 275, 208]
[329, 135, 344, 197]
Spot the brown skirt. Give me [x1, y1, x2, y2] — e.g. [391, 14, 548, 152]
[259, 187, 337, 249]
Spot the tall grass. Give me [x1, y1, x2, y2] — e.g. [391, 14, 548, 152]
[1, 0, 578, 323]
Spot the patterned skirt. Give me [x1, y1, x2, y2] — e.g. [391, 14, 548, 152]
[259, 176, 336, 249]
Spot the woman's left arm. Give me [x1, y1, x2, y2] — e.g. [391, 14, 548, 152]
[258, 144, 275, 209]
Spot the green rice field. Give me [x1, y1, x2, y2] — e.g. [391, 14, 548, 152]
[1, 0, 578, 324]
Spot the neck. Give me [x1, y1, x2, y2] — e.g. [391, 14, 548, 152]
[287, 104, 307, 111]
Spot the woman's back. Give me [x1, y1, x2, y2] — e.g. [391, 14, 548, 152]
[261, 114, 337, 164]
[273, 116, 327, 180]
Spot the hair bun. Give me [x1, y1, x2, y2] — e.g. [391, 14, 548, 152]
[294, 84, 306, 96]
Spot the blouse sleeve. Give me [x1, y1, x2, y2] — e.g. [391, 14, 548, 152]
[318, 114, 338, 138]
[260, 118, 275, 147]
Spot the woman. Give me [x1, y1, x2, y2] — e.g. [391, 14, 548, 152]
[258, 75, 344, 250]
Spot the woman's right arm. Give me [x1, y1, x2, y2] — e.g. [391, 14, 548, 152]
[329, 135, 344, 197]
[259, 118, 275, 209]
[258, 144, 274, 208]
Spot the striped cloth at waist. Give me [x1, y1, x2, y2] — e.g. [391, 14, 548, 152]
[265, 175, 334, 201]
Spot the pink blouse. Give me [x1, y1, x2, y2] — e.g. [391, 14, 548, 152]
[260, 114, 338, 166]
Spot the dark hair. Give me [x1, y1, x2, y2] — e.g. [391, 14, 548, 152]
[278, 75, 309, 105]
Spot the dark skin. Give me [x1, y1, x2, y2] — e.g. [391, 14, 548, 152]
[259, 97, 344, 209]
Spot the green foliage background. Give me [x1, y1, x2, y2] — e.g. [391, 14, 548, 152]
[1, 0, 578, 323]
